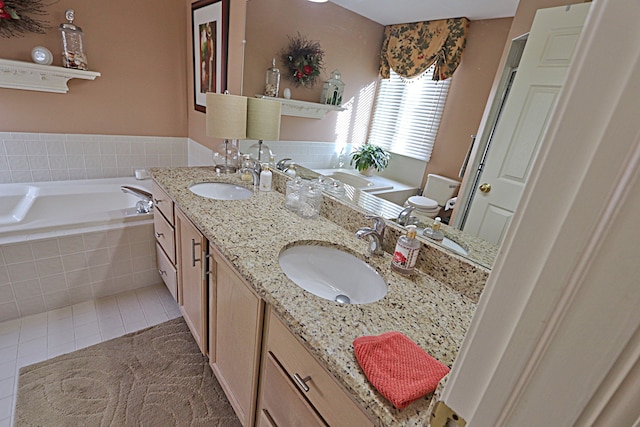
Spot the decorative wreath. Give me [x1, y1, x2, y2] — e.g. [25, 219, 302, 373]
[280, 33, 325, 88]
[0, 0, 52, 38]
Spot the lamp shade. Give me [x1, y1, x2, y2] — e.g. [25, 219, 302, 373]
[246, 97, 281, 141]
[206, 93, 247, 139]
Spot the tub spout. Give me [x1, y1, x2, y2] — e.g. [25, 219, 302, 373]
[121, 186, 154, 213]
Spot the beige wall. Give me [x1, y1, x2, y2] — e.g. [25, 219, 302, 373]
[0, 0, 188, 137]
[242, 0, 383, 143]
[424, 18, 513, 184]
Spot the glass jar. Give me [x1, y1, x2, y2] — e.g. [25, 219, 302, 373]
[264, 58, 280, 98]
[320, 70, 345, 106]
[59, 9, 88, 70]
[285, 177, 303, 211]
[297, 184, 322, 219]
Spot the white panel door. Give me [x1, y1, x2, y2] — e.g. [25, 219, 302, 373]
[463, 4, 590, 245]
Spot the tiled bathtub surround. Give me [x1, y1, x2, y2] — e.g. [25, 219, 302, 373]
[0, 223, 162, 322]
[0, 133, 188, 184]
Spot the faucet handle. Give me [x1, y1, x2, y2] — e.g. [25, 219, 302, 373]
[365, 215, 386, 234]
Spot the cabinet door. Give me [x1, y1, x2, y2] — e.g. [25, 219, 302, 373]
[212, 247, 264, 427]
[176, 209, 207, 355]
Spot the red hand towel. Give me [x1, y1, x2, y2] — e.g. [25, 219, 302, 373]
[353, 332, 450, 409]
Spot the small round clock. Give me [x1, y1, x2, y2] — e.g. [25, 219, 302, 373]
[31, 46, 53, 65]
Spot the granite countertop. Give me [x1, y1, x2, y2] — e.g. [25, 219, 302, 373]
[150, 167, 478, 427]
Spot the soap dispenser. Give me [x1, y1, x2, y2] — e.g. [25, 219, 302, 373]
[423, 217, 445, 242]
[259, 164, 272, 192]
[391, 224, 420, 276]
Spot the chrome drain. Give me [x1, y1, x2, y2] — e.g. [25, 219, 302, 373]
[335, 294, 351, 304]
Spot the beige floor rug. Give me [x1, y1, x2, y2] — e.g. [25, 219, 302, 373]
[15, 317, 241, 427]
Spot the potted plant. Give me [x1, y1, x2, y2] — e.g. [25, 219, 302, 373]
[350, 144, 390, 176]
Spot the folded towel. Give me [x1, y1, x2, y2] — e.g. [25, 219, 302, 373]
[353, 332, 450, 409]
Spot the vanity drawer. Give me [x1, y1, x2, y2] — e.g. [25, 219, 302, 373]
[156, 242, 177, 301]
[259, 351, 326, 427]
[152, 180, 174, 225]
[266, 312, 373, 427]
[154, 210, 175, 264]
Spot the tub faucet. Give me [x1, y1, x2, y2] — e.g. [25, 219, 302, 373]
[121, 186, 154, 214]
[397, 206, 418, 226]
[355, 215, 386, 256]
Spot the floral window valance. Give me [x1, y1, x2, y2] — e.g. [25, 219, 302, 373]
[380, 17, 470, 81]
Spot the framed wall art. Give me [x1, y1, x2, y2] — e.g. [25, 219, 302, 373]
[192, 0, 229, 112]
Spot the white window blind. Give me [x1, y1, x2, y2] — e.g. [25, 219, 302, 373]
[367, 66, 451, 161]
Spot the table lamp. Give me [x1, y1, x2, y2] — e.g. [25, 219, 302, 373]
[206, 92, 247, 173]
[246, 97, 282, 163]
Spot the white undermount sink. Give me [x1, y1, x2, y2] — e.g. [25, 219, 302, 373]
[189, 182, 253, 200]
[279, 244, 387, 304]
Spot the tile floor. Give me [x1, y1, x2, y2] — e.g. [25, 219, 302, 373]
[0, 283, 181, 426]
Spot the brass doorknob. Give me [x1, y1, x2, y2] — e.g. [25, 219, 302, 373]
[479, 183, 492, 193]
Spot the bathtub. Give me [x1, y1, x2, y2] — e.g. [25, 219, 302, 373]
[0, 177, 153, 243]
[0, 177, 161, 322]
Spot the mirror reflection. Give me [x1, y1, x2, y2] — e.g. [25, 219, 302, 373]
[241, 0, 507, 269]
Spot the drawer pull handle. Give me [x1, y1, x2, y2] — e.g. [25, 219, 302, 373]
[293, 373, 311, 392]
[155, 232, 164, 238]
[158, 269, 166, 276]
[191, 239, 201, 267]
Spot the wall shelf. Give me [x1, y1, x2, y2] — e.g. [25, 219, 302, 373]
[0, 59, 101, 94]
[255, 95, 345, 119]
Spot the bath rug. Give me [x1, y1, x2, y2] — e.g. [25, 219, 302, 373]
[14, 317, 240, 427]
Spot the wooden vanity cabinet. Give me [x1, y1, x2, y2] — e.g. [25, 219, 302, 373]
[152, 180, 178, 301]
[209, 244, 264, 427]
[258, 308, 374, 427]
[176, 208, 208, 356]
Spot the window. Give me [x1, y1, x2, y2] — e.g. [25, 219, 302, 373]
[367, 66, 451, 162]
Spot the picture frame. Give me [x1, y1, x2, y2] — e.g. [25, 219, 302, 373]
[192, 0, 229, 112]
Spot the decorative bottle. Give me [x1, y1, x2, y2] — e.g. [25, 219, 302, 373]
[391, 225, 420, 276]
[59, 9, 88, 70]
[264, 58, 280, 98]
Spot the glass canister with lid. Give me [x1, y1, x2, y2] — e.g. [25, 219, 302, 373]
[297, 183, 322, 219]
[59, 9, 88, 70]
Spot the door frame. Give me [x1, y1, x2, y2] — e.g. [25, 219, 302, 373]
[441, 1, 640, 425]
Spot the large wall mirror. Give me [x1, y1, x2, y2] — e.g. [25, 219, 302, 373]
[241, 0, 511, 269]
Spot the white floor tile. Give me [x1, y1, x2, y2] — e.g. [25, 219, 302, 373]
[0, 331, 18, 350]
[75, 334, 101, 350]
[0, 361, 16, 381]
[0, 397, 13, 424]
[0, 347, 17, 365]
[0, 377, 14, 399]
[0, 320, 20, 336]
[74, 322, 100, 340]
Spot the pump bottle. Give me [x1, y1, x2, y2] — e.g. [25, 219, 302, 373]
[391, 224, 420, 276]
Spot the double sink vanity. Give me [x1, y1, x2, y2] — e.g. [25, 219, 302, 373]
[150, 166, 490, 426]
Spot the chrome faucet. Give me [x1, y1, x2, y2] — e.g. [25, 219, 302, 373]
[276, 158, 292, 171]
[397, 206, 418, 226]
[355, 215, 386, 256]
[240, 158, 261, 186]
[121, 186, 154, 214]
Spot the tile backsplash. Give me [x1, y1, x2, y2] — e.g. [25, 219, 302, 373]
[0, 132, 188, 184]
